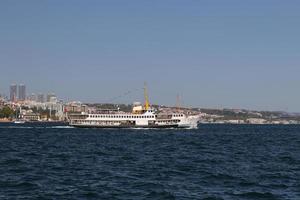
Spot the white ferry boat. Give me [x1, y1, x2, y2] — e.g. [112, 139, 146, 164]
[69, 87, 200, 129]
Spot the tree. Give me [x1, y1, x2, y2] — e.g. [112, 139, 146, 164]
[0, 106, 15, 118]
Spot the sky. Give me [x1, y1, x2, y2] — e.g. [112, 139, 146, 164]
[0, 0, 300, 111]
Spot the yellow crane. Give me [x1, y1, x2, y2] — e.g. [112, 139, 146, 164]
[144, 82, 150, 110]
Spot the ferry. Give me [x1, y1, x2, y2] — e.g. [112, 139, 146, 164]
[69, 86, 200, 129]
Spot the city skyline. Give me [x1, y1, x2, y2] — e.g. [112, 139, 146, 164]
[0, 1, 300, 111]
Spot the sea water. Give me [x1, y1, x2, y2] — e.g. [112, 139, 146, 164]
[0, 123, 299, 199]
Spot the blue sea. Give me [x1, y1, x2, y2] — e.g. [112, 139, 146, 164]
[0, 123, 299, 200]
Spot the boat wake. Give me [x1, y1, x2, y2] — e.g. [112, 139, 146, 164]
[46, 126, 74, 129]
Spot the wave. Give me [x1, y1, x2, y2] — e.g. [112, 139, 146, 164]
[0, 126, 73, 129]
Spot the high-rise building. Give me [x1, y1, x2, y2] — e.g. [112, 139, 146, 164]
[10, 84, 17, 102]
[37, 93, 44, 103]
[18, 84, 26, 101]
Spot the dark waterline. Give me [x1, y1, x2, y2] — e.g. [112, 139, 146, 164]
[0, 123, 299, 200]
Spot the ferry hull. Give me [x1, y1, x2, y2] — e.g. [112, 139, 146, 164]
[70, 124, 181, 129]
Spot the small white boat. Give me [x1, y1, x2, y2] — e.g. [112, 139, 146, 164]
[14, 120, 26, 124]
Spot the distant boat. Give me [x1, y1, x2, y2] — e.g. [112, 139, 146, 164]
[14, 120, 26, 124]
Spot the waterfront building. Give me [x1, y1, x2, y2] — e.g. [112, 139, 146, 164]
[23, 113, 40, 121]
[10, 84, 17, 102]
[18, 84, 26, 101]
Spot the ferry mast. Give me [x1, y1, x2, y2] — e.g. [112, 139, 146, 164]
[144, 82, 150, 110]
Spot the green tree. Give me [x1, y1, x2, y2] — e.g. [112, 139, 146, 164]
[0, 106, 15, 118]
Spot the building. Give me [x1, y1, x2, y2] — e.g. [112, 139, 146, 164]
[28, 93, 37, 102]
[18, 84, 26, 101]
[46, 93, 56, 102]
[23, 113, 40, 121]
[37, 93, 44, 103]
[49, 96, 58, 103]
[246, 118, 267, 124]
[10, 84, 17, 102]
[65, 101, 88, 113]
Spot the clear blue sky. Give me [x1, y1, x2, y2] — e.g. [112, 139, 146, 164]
[0, 0, 300, 111]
